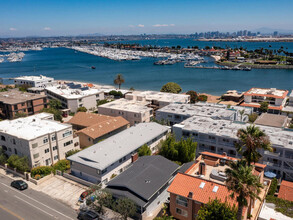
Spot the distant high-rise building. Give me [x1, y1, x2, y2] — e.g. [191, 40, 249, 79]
[273, 31, 278, 37]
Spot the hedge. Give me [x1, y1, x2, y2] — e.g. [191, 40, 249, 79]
[31, 166, 53, 178]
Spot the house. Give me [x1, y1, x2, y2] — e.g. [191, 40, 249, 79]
[173, 115, 293, 181]
[67, 123, 169, 185]
[106, 156, 180, 219]
[0, 89, 48, 119]
[0, 113, 80, 167]
[14, 75, 55, 88]
[278, 180, 293, 202]
[45, 82, 104, 112]
[221, 90, 244, 103]
[254, 113, 289, 128]
[69, 113, 130, 148]
[241, 88, 289, 114]
[168, 152, 268, 220]
[98, 99, 153, 125]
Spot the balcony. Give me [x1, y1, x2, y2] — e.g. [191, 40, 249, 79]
[264, 161, 281, 167]
[264, 151, 281, 157]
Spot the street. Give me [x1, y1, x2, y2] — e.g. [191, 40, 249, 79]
[0, 173, 78, 220]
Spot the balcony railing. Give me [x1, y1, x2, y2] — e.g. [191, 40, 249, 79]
[264, 161, 281, 167]
[264, 151, 281, 157]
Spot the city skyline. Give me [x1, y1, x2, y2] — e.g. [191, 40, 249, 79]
[0, 0, 293, 37]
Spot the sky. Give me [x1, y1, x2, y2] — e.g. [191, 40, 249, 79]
[0, 0, 293, 37]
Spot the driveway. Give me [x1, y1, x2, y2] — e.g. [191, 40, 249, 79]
[32, 175, 87, 210]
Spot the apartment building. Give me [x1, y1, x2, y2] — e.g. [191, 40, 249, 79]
[0, 113, 80, 167]
[14, 75, 55, 88]
[98, 99, 153, 125]
[45, 82, 104, 112]
[241, 87, 289, 114]
[156, 102, 253, 125]
[173, 115, 293, 181]
[68, 112, 130, 148]
[0, 89, 48, 119]
[67, 123, 169, 185]
[168, 152, 267, 220]
[125, 90, 190, 108]
[282, 90, 293, 117]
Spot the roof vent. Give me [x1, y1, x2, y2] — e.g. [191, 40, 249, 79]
[145, 180, 151, 183]
[212, 186, 219, 193]
[199, 182, 205, 189]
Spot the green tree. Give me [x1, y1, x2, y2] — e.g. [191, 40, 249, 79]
[197, 95, 208, 102]
[138, 144, 152, 156]
[77, 106, 87, 112]
[97, 99, 111, 106]
[197, 199, 237, 220]
[0, 147, 8, 165]
[248, 113, 258, 123]
[14, 111, 27, 119]
[225, 160, 263, 220]
[160, 82, 182, 94]
[114, 74, 125, 89]
[115, 197, 136, 220]
[96, 190, 114, 214]
[186, 90, 198, 103]
[236, 125, 272, 166]
[7, 155, 30, 172]
[259, 101, 269, 113]
[52, 159, 70, 172]
[268, 178, 278, 196]
[49, 99, 62, 109]
[41, 107, 63, 122]
[65, 149, 81, 158]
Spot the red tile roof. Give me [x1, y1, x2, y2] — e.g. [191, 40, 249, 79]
[240, 103, 283, 111]
[168, 173, 237, 206]
[278, 180, 293, 202]
[68, 112, 115, 127]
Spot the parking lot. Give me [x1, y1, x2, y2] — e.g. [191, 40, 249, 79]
[32, 175, 87, 210]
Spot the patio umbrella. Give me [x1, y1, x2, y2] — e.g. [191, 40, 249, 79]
[264, 171, 277, 178]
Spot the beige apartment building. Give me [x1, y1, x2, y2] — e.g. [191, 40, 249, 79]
[98, 99, 153, 125]
[0, 113, 80, 167]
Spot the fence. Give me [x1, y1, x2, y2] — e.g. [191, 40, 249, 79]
[2, 164, 26, 179]
[62, 172, 94, 187]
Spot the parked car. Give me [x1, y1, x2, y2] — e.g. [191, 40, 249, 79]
[78, 189, 96, 202]
[77, 210, 99, 220]
[11, 180, 28, 190]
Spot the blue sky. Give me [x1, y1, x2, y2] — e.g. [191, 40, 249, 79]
[0, 0, 292, 37]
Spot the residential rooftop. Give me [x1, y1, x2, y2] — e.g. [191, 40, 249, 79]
[45, 83, 103, 99]
[174, 116, 293, 149]
[0, 113, 71, 140]
[106, 156, 179, 207]
[244, 87, 289, 99]
[98, 98, 152, 113]
[0, 89, 47, 104]
[68, 112, 116, 128]
[278, 180, 293, 202]
[67, 122, 169, 170]
[255, 113, 288, 128]
[14, 75, 54, 82]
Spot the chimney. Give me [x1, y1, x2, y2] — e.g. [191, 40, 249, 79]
[199, 162, 206, 175]
[188, 192, 193, 198]
[131, 152, 138, 163]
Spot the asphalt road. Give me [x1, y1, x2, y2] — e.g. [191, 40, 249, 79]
[0, 173, 78, 220]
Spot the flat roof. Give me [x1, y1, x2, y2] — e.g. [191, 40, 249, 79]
[244, 88, 288, 99]
[126, 90, 190, 103]
[0, 89, 47, 104]
[68, 112, 116, 128]
[174, 116, 293, 149]
[98, 98, 152, 113]
[67, 122, 168, 170]
[14, 75, 54, 81]
[45, 84, 103, 99]
[255, 113, 288, 128]
[0, 113, 71, 140]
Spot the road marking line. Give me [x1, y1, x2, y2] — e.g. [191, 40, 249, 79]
[0, 182, 74, 219]
[14, 195, 54, 217]
[0, 203, 24, 220]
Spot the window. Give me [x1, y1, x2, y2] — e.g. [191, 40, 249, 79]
[53, 146, 58, 151]
[63, 130, 72, 138]
[119, 158, 123, 163]
[64, 140, 73, 147]
[14, 149, 17, 154]
[51, 134, 56, 141]
[79, 99, 82, 102]
[44, 148, 50, 153]
[123, 156, 126, 161]
[12, 139, 16, 145]
[102, 168, 107, 174]
[14, 105, 18, 110]
[43, 137, 48, 144]
[96, 170, 101, 175]
[32, 143, 38, 148]
[33, 153, 39, 159]
[54, 155, 58, 160]
[176, 208, 188, 217]
[45, 158, 51, 166]
[176, 196, 188, 207]
[1, 136, 5, 141]
[21, 103, 25, 106]
[88, 137, 91, 142]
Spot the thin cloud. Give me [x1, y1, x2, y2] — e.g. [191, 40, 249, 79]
[153, 24, 169, 27]
[170, 24, 175, 26]
[137, 24, 144, 28]
[43, 27, 51, 31]
[128, 25, 135, 28]
[9, 28, 17, 31]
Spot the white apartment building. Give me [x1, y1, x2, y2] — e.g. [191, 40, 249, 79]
[0, 113, 80, 167]
[67, 122, 169, 185]
[98, 98, 153, 125]
[241, 88, 289, 114]
[14, 75, 55, 88]
[283, 90, 293, 117]
[125, 90, 190, 108]
[45, 83, 104, 112]
[173, 116, 293, 181]
[156, 102, 253, 125]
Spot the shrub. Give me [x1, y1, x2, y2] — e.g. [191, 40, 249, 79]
[7, 155, 30, 172]
[268, 178, 278, 196]
[138, 144, 152, 156]
[160, 82, 182, 94]
[97, 99, 110, 106]
[31, 166, 53, 177]
[53, 159, 70, 172]
[34, 174, 41, 180]
[65, 149, 81, 158]
[186, 90, 198, 103]
[77, 106, 87, 112]
[109, 90, 123, 98]
[197, 95, 208, 102]
[249, 113, 258, 123]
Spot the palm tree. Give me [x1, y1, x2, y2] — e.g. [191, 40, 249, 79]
[114, 74, 125, 89]
[236, 125, 271, 166]
[225, 160, 263, 220]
